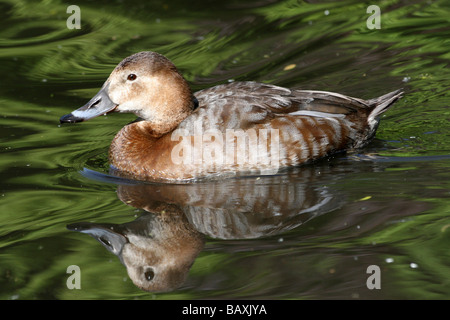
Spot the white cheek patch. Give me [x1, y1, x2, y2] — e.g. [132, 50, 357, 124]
[116, 101, 135, 112]
[108, 75, 161, 120]
[138, 108, 154, 121]
[108, 84, 128, 104]
[116, 101, 154, 120]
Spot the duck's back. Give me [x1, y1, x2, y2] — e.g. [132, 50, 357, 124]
[174, 82, 402, 169]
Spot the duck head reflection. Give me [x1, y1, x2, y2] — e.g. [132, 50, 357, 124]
[68, 204, 203, 292]
[67, 166, 344, 292]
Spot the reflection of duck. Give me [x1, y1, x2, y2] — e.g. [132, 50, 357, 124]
[68, 204, 204, 292]
[60, 51, 402, 181]
[68, 166, 344, 292]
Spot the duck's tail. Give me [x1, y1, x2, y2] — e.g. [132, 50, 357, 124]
[367, 89, 403, 126]
[358, 89, 403, 147]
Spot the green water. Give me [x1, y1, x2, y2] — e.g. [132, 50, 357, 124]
[0, 0, 449, 299]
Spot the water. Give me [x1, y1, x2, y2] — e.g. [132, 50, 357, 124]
[0, 0, 449, 299]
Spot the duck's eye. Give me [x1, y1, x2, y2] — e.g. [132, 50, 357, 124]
[127, 74, 137, 81]
[144, 268, 155, 281]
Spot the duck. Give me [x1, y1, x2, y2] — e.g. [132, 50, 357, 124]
[60, 51, 403, 182]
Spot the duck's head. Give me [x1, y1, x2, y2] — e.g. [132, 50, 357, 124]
[67, 220, 203, 292]
[60, 51, 196, 135]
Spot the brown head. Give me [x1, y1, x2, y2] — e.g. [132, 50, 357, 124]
[60, 51, 196, 136]
[67, 207, 204, 292]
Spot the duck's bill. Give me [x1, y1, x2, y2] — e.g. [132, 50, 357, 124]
[67, 222, 128, 262]
[60, 84, 117, 123]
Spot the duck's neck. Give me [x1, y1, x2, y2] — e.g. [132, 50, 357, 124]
[109, 120, 183, 180]
[139, 70, 197, 138]
[109, 72, 197, 180]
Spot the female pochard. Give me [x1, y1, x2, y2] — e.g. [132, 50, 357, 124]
[60, 51, 402, 182]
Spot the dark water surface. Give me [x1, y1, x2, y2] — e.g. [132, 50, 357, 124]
[0, 0, 449, 299]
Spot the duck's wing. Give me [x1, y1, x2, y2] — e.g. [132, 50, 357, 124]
[189, 81, 382, 131]
[173, 81, 402, 171]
